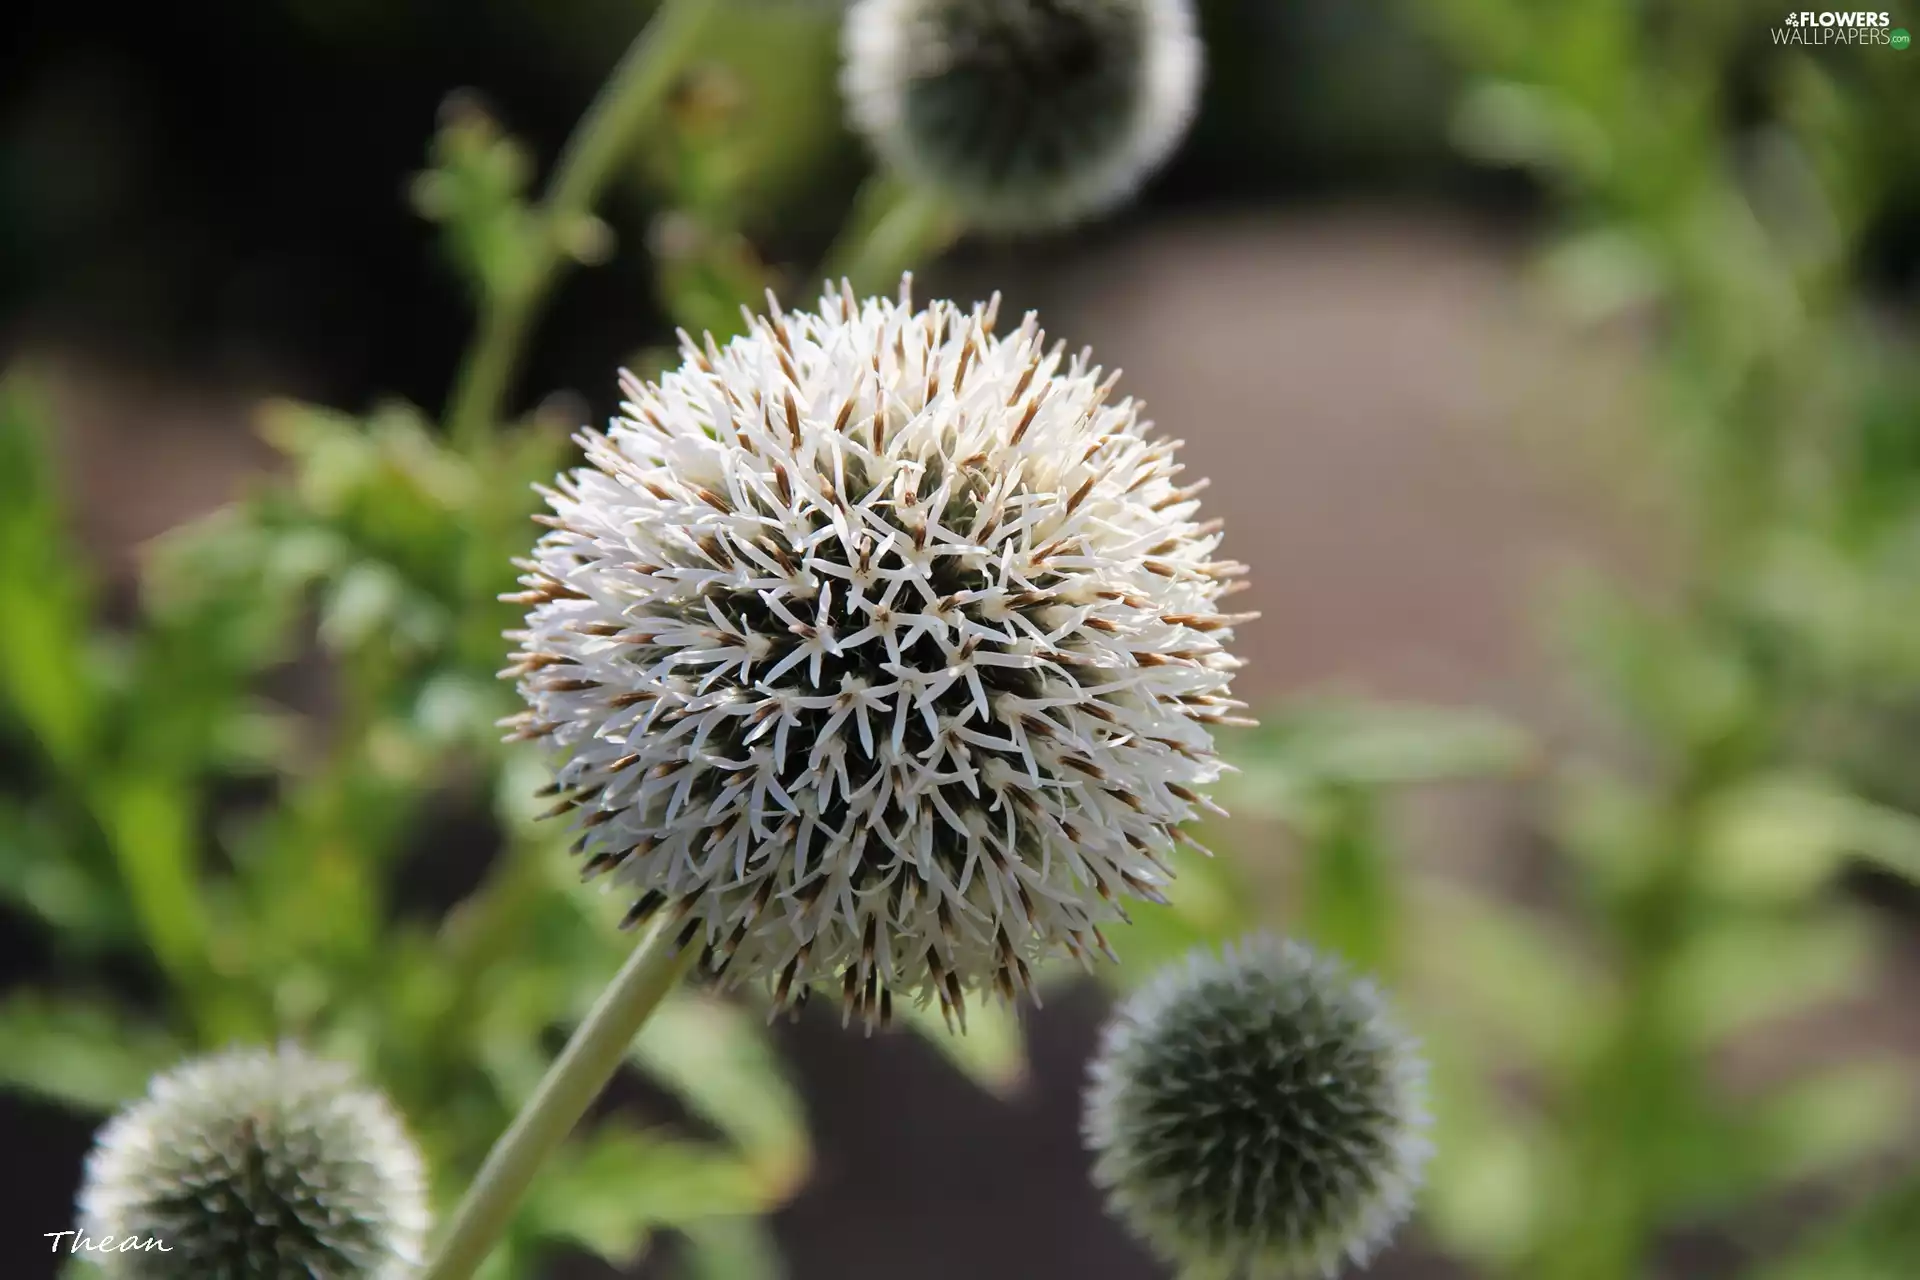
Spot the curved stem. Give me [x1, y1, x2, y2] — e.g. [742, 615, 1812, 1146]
[818, 174, 962, 297]
[446, 0, 718, 451]
[419, 918, 699, 1280]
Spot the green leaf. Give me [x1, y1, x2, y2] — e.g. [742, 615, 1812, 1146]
[1667, 912, 1871, 1048]
[1555, 581, 1760, 755]
[892, 995, 1028, 1098]
[90, 772, 211, 986]
[629, 993, 810, 1194]
[0, 994, 185, 1113]
[1418, 1031, 1548, 1267]
[654, 219, 772, 342]
[1296, 784, 1397, 975]
[521, 1128, 772, 1269]
[1703, 774, 1920, 896]
[1450, 80, 1612, 179]
[1744, 529, 1920, 687]
[1754, 1175, 1920, 1280]
[472, 1249, 519, 1280]
[1104, 836, 1256, 982]
[1746, 1061, 1914, 1190]
[141, 503, 319, 691]
[221, 774, 399, 984]
[1226, 699, 1532, 816]
[1406, 878, 1606, 1073]
[0, 370, 94, 769]
[257, 399, 477, 617]
[1551, 762, 1669, 896]
[638, 4, 845, 227]
[413, 672, 509, 751]
[319, 560, 439, 654]
[680, 1217, 785, 1280]
[0, 798, 130, 944]
[410, 96, 542, 302]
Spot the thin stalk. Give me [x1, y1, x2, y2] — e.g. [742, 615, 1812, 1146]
[1300, 783, 1396, 977]
[818, 174, 961, 296]
[1523, 754, 1732, 1280]
[445, 0, 718, 451]
[419, 918, 699, 1280]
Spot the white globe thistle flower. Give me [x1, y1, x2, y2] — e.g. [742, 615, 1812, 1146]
[1084, 936, 1431, 1278]
[504, 277, 1251, 1029]
[75, 1045, 429, 1280]
[841, 0, 1203, 229]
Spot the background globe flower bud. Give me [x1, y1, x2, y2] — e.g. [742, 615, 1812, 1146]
[75, 1045, 429, 1280]
[841, 0, 1203, 229]
[1084, 936, 1430, 1278]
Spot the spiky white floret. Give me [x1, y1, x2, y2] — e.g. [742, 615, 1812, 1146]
[505, 277, 1250, 1028]
[1084, 936, 1431, 1279]
[76, 1045, 429, 1280]
[841, 0, 1203, 229]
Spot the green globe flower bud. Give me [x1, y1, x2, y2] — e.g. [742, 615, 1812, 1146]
[74, 1045, 429, 1280]
[841, 0, 1203, 229]
[1083, 936, 1430, 1278]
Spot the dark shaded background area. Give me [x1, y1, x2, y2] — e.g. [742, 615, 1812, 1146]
[0, 0, 1531, 414]
[5, 2, 1919, 1278]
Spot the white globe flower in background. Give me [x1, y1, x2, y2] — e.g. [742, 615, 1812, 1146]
[505, 276, 1251, 1028]
[75, 1045, 429, 1280]
[1084, 936, 1431, 1278]
[841, 0, 1204, 229]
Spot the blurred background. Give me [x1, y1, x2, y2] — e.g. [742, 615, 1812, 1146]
[3, 0, 1919, 1277]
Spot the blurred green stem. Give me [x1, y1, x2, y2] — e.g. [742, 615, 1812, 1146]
[420, 916, 698, 1280]
[419, 834, 551, 1112]
[819, 174, 962, 295]
[1525, 763, 1726, 1280]
[1300, 784, 1397, 976]
[445, 0, 718, 451]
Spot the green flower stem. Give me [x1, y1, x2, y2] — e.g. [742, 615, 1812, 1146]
[1300, 783, 1397, 977]
[1523, 762, 1727, 1280]
[818, 174, 962, 296]
[419, 917, 699, 1280]
[445, 0, 718, 451]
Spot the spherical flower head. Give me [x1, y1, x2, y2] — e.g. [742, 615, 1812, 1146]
[75, 1044, 429, 1280]
[505, 276, 1251, 1029]
[841, 0, 1203, 229]
[1084, 936, 1430, 1278]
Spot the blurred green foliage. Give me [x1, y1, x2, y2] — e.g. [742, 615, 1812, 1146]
[2, 1, 1918, 1278]
[1149, 2, 1920, 1278]
[0, 5, 827, 1270]
[0, 366, 811, 1276]
[0, 6, 1004, 1276]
